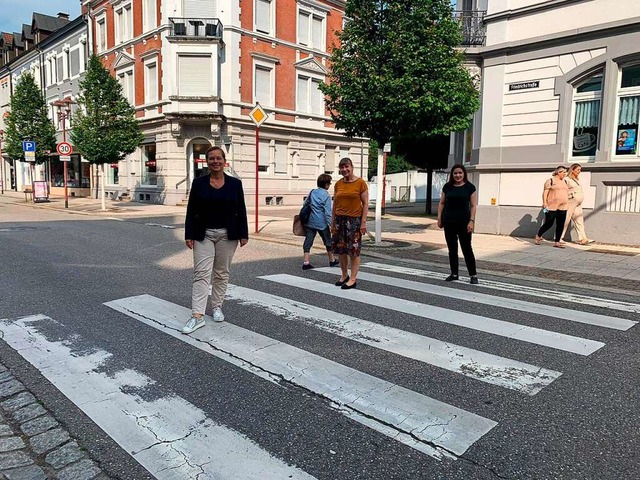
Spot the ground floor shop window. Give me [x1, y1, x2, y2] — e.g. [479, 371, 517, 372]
[108, 163, 119, 184]
[572, 100, 600, 157]
[142, 144, 157, 185]
[51, 156, 90, 188]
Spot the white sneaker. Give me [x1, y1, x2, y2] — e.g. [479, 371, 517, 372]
[182, 316, 205, 334]
[212, 307, 225, 322]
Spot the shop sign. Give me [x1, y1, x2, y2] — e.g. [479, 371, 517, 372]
[110, 163, 118, 168]
[145, 161, 156, 167]
[508, 81, 540, 91]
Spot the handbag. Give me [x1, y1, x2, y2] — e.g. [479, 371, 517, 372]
[292, 215, 306, 236]
[299, 190, 313, 225]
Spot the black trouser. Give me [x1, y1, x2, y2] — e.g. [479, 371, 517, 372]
[443, 222, 477, 276]
[537, 210, 567, 242]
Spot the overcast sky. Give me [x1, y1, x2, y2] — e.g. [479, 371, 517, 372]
[0, 0, 81, 34]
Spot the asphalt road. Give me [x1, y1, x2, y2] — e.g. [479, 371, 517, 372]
[0, 200, 638, 480]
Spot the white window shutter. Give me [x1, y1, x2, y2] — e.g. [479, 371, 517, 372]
[297, 76, 308, 112]
[312, 79, 324, 115]
[184, 0, 216, 17]
[275, 142, 287, 173]
[256, 0, 271, 33]
[298, 12, 309, 45]
[312, 16, 323, 49]
[145, 64, 157, 103]
[255, 66, 272, 106]
[179, 56, 213, 96]
[259, 139, 270, 166]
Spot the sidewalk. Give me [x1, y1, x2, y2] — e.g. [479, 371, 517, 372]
[3, 191, 640, 292]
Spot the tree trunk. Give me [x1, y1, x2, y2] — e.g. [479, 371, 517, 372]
[425, 168, 433, 215]
[101, 164, 106, 211]
[94, 165, 99, 199]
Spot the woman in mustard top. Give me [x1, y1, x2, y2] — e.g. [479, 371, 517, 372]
[331, 157, 369, 289]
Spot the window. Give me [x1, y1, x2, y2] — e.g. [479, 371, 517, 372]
[615, 65, 640, 157]
[571, 72, 602, 158]
[64, 49, 70, 79]
[118, 70, 134, 104]
[258, 139, 270, 172]
[144, 61, 157, 104]
[296, 75, 324, 115]
[116, 4, 132, 44]
[142, 144, 157, 185]
[143, 0, 157, 32]
[178, 55, 212, 97]
[255, 0, 274, 35]
[70, 49, 80, 77]
[298, 8, 325, 51]
[107, 163, 119, 185]
[254, 64, 273, 106]
[274, 142, 287, 173]
[96, 17, 106, 52]
[56, 57, 64, 83]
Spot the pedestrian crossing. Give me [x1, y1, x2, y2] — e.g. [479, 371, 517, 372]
[1, 260, 638, 479]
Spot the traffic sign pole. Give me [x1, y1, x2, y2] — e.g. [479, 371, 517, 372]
[248, 104, 267, 235]
[57, 140, 73, 209]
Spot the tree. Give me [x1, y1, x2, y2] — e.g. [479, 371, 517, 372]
[71, 55, 143, 210]
[367, 140, 414, 180]
[4, 72, 56, 180]
[320, 0, 479, 232]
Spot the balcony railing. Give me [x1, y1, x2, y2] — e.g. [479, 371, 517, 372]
[453, 10, 486, 47]
[169, 18, 223, 39]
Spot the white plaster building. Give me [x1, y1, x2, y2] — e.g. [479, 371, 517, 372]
[453, 0, 640, 245]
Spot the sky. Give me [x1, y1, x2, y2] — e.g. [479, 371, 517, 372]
[0, 0, 81, 34]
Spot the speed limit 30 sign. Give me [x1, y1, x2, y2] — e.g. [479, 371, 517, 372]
[57, 142, 72, 156]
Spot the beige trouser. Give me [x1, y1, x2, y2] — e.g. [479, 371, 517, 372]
[192, 228, 238, 315]
[562, 200, 587, 242]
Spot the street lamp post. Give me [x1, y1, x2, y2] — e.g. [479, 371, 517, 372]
[0, 129, 4, 195]
[51, 98, 76, 209]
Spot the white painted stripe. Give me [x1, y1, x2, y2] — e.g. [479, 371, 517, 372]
[260, 275, 605, 356]
[313, 267, 636, 331]
[226, 285, 561, 395]
[0, 315, 315, 480]
[363, 262, 640, 314]
[105, 295, 497, 458]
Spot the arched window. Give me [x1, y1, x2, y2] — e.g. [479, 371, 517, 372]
[614, 64, 640, 157]
[571, 72, 602, 158]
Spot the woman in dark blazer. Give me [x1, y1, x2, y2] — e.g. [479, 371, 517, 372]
[182, 146, 248, 334]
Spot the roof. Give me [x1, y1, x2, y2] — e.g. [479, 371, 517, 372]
[1, 32, 13, 45]
[12, 33, 24, 48]
[21, 24, 33, 41]
[32, 12, 69, 33]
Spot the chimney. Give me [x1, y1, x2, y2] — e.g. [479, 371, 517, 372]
[57, 12, 70, 20]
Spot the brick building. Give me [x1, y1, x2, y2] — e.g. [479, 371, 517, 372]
[81, 0, 367, 205]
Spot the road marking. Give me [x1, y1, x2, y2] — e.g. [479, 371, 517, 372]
[105, 295, 497, 459]
[227, 285, 561, 395]
[0, 315, 315, 480]
[313, 267, 636, 331]
[362, 262, 640, 314]
[260, 275, 605, 356]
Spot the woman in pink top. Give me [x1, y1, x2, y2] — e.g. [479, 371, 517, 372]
[535, 165, 569, 248]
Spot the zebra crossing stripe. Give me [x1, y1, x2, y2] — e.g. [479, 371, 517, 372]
[105, 295, 497, 458]
[259, 275, 605, 356]
[313, 267, 636, 331]
[362, 262, 640, 315]
[226, 285, 561, 395]
[0, 315, 316, 480]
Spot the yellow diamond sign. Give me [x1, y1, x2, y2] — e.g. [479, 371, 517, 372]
[249, 103, 268, 127]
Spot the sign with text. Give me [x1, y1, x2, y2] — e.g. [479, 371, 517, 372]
[508, 81, 540, 91]
[57, 142, 72, 156]
[59, 155, 71, 162]
[24, 151, 36, 162]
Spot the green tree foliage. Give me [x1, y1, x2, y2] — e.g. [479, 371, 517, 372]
[4, 72, 56, 164]
[320, 0, 479, 145]
[368, 140, 414, 180]
[71, 55, 143, 166]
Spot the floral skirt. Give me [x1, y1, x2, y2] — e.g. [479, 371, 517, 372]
[332, 215, 362, 256]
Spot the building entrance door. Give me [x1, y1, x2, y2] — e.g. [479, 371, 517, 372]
[188, 140, 212, 187]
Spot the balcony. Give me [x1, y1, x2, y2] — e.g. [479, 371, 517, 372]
[453, 10, 486, 47]
[168, 18, 223, 39]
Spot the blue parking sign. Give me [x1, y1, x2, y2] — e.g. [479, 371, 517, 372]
[22, 141, 36, 152]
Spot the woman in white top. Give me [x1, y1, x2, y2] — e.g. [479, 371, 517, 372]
[561, 164, 594, 245]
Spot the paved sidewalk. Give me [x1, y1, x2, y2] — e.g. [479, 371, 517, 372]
[0, 363, 110, 480]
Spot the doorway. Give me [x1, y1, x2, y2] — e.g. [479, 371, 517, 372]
[188, 139, 212, 184]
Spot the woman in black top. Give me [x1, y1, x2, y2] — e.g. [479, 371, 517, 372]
[182, 146, 249, 334]
[437, 164, 478, 284]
